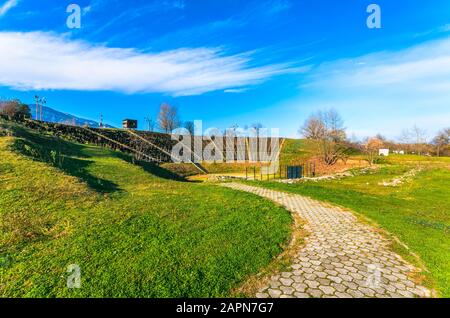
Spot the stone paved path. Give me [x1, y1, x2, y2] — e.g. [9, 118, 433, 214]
[222, 183, 431, 298]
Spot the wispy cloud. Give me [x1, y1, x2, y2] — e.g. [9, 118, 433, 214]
[87, 1, 186, 39]
[165, 0, 186, 10]
[286, 36, 450, 139]
[413, 23, 450, 38]
[0, 32, 304, 96]
[0, 0, 19, 17]
[263, 0, 292, 15]
[307, 36, 450, 95]
[224, 88, 250, 94]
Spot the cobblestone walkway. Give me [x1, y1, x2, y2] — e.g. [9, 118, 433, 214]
[222, 183, 431, 298]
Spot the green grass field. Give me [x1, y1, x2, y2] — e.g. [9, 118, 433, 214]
[279, 139, 316, 166]
[0, 121, 292, 297]
[248, 162, 450, 297]
[2, 119, 449, 298]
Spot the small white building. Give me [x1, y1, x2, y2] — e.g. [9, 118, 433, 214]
[379, 149, 390, 156]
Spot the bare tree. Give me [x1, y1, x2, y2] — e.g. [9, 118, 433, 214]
[145, 117, 155, 132]
[413, 125, 427, 147]
[400, 129, 412, 143]
[184, 121, 195, 135]
[251, 122, 264, 137]
[411, 125, 427, 155]
[375, 133, 387, 142]
[321, 110, 348, 165]
[157, 103, 180, 133]
[363, 137, 384, 165]
[399, 129, 413, 154]
[433, 128, 450, 157]
[300, 114, 325, 140]
[0, 99, 31, 120]
[323, 109, 346, 142]
[399, 126, 428, 155]
[228, 124, 239, 135]
[302, 109, 348, 165]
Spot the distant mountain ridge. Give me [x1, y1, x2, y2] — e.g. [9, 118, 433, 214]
[29, 105, 115, 128]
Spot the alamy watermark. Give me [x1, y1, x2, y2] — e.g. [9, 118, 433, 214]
[65, 4, 382, 30]
[67, 264, 81, 289]
[66, 4, 81, 29]
[367, 4, 382, 29]
[366, 264, 382, 289]
[170, 121, 281, 172]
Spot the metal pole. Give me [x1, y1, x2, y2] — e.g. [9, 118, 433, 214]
[34, 95, 39, 120]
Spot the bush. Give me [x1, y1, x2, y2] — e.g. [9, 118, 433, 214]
[373, 156, 389, 164]
[0, 100, 31, 120]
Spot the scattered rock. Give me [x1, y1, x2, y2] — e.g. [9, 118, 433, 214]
[379, 168, 422, 187]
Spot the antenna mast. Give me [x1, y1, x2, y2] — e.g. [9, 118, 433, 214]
[40, 97, 46, 121]
[34, 95, 39, 120]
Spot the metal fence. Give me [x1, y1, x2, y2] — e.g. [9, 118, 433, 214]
[245, 163, 316, 181]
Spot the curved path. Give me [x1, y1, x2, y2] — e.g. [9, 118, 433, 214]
[222, 183, 431, 298]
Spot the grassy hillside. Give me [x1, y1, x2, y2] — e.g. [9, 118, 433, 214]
[249, 163, 450, 297]
[279, 138, 316, 166]
[0, 120, 292, 297]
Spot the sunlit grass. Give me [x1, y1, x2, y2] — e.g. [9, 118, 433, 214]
[249, 162, 450, 297]
[0, 121, 292, 297]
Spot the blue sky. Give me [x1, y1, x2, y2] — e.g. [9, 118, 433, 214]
[0, 0, 449, 139]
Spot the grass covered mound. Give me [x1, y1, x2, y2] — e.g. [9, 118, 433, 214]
[253, 163, 450, 297]
[0, 121, 292, 297]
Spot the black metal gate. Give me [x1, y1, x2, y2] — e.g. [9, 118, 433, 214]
[287, 166, 303, 179]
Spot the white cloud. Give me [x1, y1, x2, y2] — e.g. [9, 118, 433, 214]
[0, 32, 304, 96]
[308, 36, 450, 94]
[271, 37, 450, 139]
[224, 88, 249, 94]
[0, 0, 18, 17]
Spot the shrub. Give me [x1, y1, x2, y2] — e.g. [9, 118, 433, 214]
[0, 99, 31, 120]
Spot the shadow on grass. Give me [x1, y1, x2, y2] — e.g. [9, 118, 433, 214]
[114, 151, 187, 182]
[6, 118, 194, 186]
[11, 127, 121, 194]
[59, 156, 120, 193]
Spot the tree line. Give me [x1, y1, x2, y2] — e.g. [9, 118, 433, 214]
[3, 98, 448, 162]
[151, 102, 265, 136]
[300, 109, 450, 166]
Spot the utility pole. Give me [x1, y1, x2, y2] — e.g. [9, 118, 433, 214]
[99, 114, 103, 128]
[34, 95, 39, 120]
[40, 97, 46, 121]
